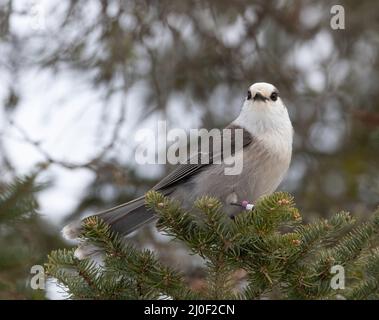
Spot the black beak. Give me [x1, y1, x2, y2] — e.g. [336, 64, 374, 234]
[253, 92, 268, 102]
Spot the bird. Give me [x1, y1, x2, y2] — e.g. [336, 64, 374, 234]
[63, 82, 293, 249]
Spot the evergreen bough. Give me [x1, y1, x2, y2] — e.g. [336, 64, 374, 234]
[46, 191, 379, 299]
[0, 175, 62, 299]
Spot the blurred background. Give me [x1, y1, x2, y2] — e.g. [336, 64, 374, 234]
[0, 0, 378, 299]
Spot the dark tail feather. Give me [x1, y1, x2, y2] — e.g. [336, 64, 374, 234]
[96, 196, 156, 236]
[62, 195, 159, 240]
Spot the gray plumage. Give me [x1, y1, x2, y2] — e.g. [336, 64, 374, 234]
[95, 125, 254, 235]
[62, 82, 293, 244]
[90, 127, 290, 236]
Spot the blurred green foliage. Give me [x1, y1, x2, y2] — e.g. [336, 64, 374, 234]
[0, 175, 64, 299]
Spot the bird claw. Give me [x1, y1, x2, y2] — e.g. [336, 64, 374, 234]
[241, 200, 255, 211]
[230, 200, 255, 216]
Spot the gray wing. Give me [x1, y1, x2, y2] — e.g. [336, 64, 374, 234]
[76, 125, 253, 237]
[152, 124, 252, 191]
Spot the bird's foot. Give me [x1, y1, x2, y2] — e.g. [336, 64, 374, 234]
[230, 200, 255, 220]
[230, 200, 255, 210]
[241, 200, 255, 211]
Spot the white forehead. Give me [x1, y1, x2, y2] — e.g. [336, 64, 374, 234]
[249, 82, 277, 95]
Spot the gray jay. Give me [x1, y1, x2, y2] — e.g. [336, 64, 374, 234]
[63, 82, 293, 250]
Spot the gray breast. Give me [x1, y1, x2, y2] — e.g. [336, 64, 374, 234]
[170, 139, 291, 217]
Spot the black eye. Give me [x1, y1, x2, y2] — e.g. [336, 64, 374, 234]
[247, 91, 252, 100]
[270, 92, 278, 101]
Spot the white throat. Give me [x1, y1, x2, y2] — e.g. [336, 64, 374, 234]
[233, 100, 293, 154]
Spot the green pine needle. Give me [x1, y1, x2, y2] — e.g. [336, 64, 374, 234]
[46, 193, 379, 300]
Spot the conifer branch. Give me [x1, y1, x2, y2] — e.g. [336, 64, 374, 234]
[47, 192, 379, 300]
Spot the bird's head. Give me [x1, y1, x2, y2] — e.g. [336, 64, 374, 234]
[236, 82, 292, 136]
[246, 82, 281, 108]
